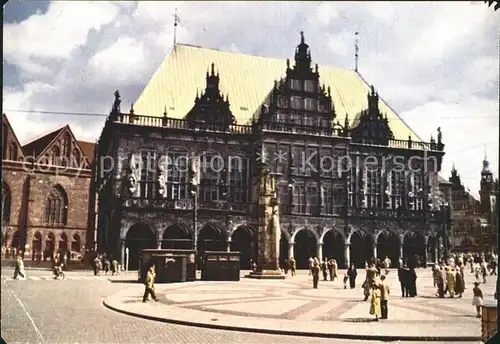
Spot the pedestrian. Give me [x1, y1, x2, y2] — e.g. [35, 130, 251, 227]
[481, 264, 487, 283]
[383, 256, 391, 275]
[446, 267, 455, 298]
[369, 281, 382, 321]
[343, 273, 348, 289]
[332, 259, 338, 280]
[327, 259, 334, 281]
[379, 275, 390, 319]
[436, 266, 445, 298]
[142, 265, 159, 303]
[290, 257, 296, 276]
[111, 259, 119, 275]
[103, 256, 111, 275]
[347, 263, 357, 289]
[408, 268, 417, 297]
[432, 264, 440, 287]
[312, 261, 320, 289]
[308, 257, 314, 276]
[13, 255, 26, 280]
[490, 259, 497, 275]
[472, 282, 483, 318]
[455, 268, 465, 298]
[92, 256, 100, 276]
[321, 259, 328, 281]
[398, 264, 409, 297]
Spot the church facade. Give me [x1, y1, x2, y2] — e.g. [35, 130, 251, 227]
[96, 34, 448, 269]
[2, 114, 96, 261]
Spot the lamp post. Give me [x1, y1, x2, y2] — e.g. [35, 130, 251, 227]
[189, 157, 200, 254]
[439, 202, 450, 262]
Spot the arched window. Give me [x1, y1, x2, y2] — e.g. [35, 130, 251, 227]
[62, 133, 71, 158]
[2, 182, 11, 223]
[7, 142, 18, 161]
[72, 148, 81, 167]
[51, 146, 60, 165]
[44, 185, 68, 226]
[71, 233, 81, 252]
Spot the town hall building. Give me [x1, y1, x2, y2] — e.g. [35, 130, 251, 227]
[96, 33, 448, 270]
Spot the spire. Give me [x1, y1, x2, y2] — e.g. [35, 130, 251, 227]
[294, 31, 311, 71]
[354, 32, 359, 72]
[482, 150, 491, 174]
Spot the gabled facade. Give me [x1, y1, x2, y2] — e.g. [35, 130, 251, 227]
[448, 159, 497, 252]
[1, 114, 96, 261]
[97, 34, 447, 270]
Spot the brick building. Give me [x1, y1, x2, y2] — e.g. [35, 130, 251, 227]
[96, 34, 448, 270]
[1, 114, 96, 261]
[448, 155, 498, 252]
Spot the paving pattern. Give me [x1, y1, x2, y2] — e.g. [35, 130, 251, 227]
[3, 267, 477, 344]
[104, 268, 495, 340]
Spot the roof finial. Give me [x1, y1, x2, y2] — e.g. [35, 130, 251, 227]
[129, 102, 134, 114]
[354, 32, 359, 72]
[300, 31, 305, 44]
[211, 62, 215, 76]
[173, 8, 180, 46]
[163, 105, 168, 117]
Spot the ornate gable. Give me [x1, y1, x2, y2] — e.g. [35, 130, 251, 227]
[260, 32, 337, 134]
[185, 63, 235, 129]
[33, 126, 92, 169]
[2, 114, 26, 161]
[350, 85, 394, 145]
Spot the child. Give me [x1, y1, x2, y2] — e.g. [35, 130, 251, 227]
[343, 273, 348, 289]
[472, 282, 483, 318]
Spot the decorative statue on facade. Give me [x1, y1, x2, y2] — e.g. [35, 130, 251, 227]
[157, 162, 167, 198]
[112, 90, 121, 113]
[126, 154, 139, 195]
[437, 127, 442, 145]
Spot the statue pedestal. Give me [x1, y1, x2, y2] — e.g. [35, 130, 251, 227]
[245, 270, 285, 280]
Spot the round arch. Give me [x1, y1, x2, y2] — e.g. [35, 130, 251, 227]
[349, 231, 373, 268]
[45, 232, 56, 258]
[125, 223, 156, 270]
[2, 181, 12, 223]
[71, 233, 81, 253]
[293, 228, 318, 269]
[322, 229, 345, 267]
[403, 232, 426, 268]
[279, 229, 291, 268]
[230, 225, 256, 269]
[59, 233, 68, 252]
[197, 223, 226, 254]
[32, 232, 42, 255]
[161, 224, 192, 250]
[11, 230, 22, 251]
[376, 230, 400, 265]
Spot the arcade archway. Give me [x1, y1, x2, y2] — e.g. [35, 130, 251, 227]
[322, 230, 345, 267]
[161, 224, 192, 250]
[125, 223, 156, 270]
[197, 224, 226, 254]
[11, 230, 22, 251]
[376, 231, 400, 266]
[32, 232, 42, 254]
[350, 232, 373, 268]
[293, 229, 317, 269]
[231, 226, 255, 269]
[59, 233, 68, 252]
[403, 232, 426, 268]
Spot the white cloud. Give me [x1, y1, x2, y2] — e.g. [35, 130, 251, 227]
[4, 2, 119, 71]
[88, 37, 149, 84]
[316, 3, 339, 26]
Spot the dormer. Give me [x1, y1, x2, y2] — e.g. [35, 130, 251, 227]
[185, 63, 235, 130]
[261, 32, 335, 134]
[350, 85, 394, 145]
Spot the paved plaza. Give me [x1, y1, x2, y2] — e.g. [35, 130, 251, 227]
[104, 269, 494, 342]
[1, 267, 491, 343]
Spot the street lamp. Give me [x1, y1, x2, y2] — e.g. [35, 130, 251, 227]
[189, 158, 200, 254]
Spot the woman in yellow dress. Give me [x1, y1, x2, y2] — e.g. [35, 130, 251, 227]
[446, 267, 456, 298]
[369, 281, 382, 321]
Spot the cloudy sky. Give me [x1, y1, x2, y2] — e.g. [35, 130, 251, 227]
[3, 1, 499, 197]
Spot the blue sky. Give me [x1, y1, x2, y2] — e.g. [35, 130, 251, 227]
[2, 1, 499, 197]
